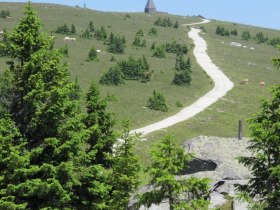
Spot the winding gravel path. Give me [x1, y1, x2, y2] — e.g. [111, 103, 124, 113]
[131, 20, 234, 136]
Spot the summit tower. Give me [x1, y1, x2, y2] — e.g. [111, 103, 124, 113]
[144, 0, 156, 13]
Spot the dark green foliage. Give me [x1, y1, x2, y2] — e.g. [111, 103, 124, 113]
[55, 23, 76, 35]
[150, 41, 156, 50]
[237, 55, 280, 208]
[0, 4, 118, 209]
[70, 77, 82, 100]
[147, 90, 168, 112]
[175, 100, 183, 107]
[132, 30, 146, 48]
[148, 27, 157, 36]
[175, 54, 191, 71]
[173, 20, 179, 28]
[0, 117, 29, 209]
[132, 35, 141, 47]
[58, 44, 69, 57]
[117, 56, 149, 80]
[107, 33, 126, 54]
[7, 6, 51, 65]
[272, 47, 280, 69]
[88, 46, 98, 61]
[0, 29, 9, 57]
[152, 46, 166, 58]
[173, 54, 192, 86]
[80, 28, 94, 39]
[165, 41, 188, 54]
[216, 26, 230, 36]
[124, 14, 131, 19]
[142, 55, 149, 71]
[269, 37, 280, 47]
[237, 85, 280, 208]
[230, 29, 238, 36]
[80, 20, 96, 38]
[172, 70, 191, 86]
[254, 32, 268, 44]
[0, 68, 14, 115]
[94, 26, 107, 41]
[0, 9, 10, 18]
[154, 17, 178, 28]
[108, 121, 141, 209]
[0, 4, 88, 209]
[70, 24, 76, 34]
[84, 82, 117, 167]
[136, 29, 144, 37]
[99, 66, 124, 85]
[139, 135, 210, 209]
[242, 31, 251, 40]
[89, 20, 95, 32]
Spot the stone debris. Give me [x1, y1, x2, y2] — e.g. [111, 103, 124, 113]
[230, 42, 242, 47]
[128, 136, 252, 210]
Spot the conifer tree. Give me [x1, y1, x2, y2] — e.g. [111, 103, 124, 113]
[89, 20, 94, 32]
[0, 117, 29, 209]
[139, 135, 210, 210]
[109, 121, 141, 209]
[71, 24, 76, 34]
[132, 35, 141, 47]
[173, 53, 192, 86]
[0, 4, 92, 209]
[142, 55, 149, 70]
[84, 82, 117, 167]
[147, 90, 168, 112]
[236, 54, 280, 208]
[88, 45, 98, 61]
[99, 66, 124, 86]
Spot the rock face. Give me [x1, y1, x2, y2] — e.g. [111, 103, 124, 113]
[129, 136, 251, 210]
[182, 136, 252, 181]
[183, 136, 251, 209]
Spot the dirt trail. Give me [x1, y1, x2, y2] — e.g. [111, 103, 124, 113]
[131, 20, 234, 136]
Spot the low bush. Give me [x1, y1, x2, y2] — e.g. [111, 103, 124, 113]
[147, 90, 168, 112]
[99, 66, 124, 85]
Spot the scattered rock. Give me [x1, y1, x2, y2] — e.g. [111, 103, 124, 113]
[209, 191, 227, 209]
[230, 42, 242, 47]
[233, 198, 249, 210]
[128, 136, 252, 209]
[247, 62, 256, 66]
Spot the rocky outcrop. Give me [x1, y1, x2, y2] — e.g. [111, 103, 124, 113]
[129, 136, 252, 210]
[182, 136, 251, 209]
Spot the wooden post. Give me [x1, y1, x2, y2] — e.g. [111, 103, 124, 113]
[238, 120, 243, 140]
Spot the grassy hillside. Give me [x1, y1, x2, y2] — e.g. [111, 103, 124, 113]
[0, 2, 279, 146]
[141, 20, 280, 145]
[0, 2, 212, 129]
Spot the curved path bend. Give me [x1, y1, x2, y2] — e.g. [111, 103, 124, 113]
[131, 20, 234, 136]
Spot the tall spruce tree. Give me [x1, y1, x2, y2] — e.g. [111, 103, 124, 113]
[236, 54, 280, 208]
[139, 135, 210, 210]
[0, 117, 29, 209]
[108, 121, 141, 209]
[84, 82, 117, 168]
[0, 3, 110, 209]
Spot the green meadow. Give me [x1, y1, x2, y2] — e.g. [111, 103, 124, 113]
[1, 2, 280, 161]
[0, 2, 212, 129]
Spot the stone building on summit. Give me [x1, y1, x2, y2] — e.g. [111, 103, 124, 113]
[144, 0, 156, 13]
